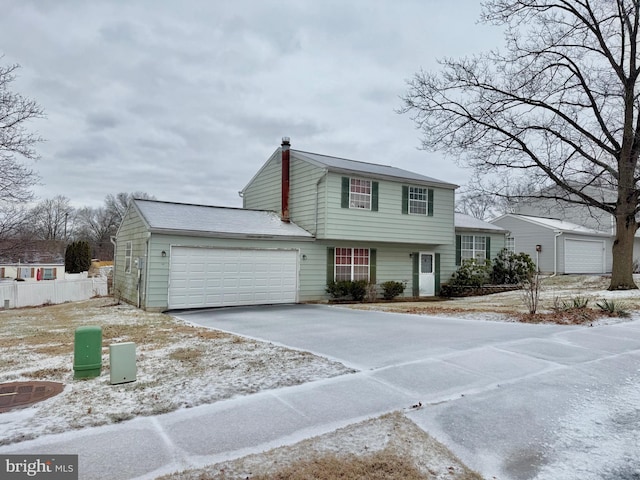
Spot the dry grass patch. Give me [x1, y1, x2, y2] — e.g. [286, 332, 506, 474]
[162, 412, 482, 480]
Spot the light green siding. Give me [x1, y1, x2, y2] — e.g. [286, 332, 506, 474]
[114, 205, 150, 307]
[321, 240, 455, 298]
[242, 150, 281, 212]
[289, 157, 327, 235]
[143, 235, 325, 310]
[322, 173, 455, 244]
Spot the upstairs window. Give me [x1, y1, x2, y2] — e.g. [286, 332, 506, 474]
[350, 178, 371, 209]
[409, 186, 428, 215]
[402, 186, 433, 216]
[341, 177, 378, 211]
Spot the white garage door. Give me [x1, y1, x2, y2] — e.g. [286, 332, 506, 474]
[564, 238, 605, 274]
[168, 247, 298, 309]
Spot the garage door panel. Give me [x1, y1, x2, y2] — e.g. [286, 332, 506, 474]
[565, 239, 605, 274]
[169, 247, 298, 309]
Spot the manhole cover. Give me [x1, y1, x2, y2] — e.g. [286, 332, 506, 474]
[0, 381, 64, 413]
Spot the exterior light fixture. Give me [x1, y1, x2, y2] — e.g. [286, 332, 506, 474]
[161, 250, 167, 257]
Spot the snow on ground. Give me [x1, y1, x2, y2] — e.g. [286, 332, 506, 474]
[2, 275, 640, 479]
[0, 298, 354, 446]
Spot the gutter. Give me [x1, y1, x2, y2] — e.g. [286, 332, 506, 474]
[552, 230, 563, 276]
[314, 169, 328, 236]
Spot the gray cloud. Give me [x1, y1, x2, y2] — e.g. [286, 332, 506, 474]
[3, 0, 503, 209]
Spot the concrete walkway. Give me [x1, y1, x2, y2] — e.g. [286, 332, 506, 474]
[2, 305, 640, 479]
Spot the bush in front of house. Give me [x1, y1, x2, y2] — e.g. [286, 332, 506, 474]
[380, 281, 405, 300]
[491, 248, 537, 285]
[326, 280, 369, 301]
[448, 258, 492, 287]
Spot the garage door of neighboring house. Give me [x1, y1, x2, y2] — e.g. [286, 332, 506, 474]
[168, 247, 298, 309]
[564, 238, 605, 274]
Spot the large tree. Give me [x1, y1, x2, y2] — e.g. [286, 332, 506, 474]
[401, 0, 640, 290]
[0, 61, 43, 204]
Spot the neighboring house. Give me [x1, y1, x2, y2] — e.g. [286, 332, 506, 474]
[115, 139, 465, 311]
[491, 214, 611, 274]
[454, 213, 507, 265]
[513, 183, 616, 233]
[0, 263, 63, 281]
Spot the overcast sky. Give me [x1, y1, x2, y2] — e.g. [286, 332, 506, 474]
[2, 1, 504, 209]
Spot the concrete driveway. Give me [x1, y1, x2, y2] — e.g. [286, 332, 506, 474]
[178, 304, 640, 480]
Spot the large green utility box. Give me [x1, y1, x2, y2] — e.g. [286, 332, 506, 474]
[74, 326, 102, 379]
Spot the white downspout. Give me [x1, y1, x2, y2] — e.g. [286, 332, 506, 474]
[552, 230, 562, 276]
[314, 169, 328, 237]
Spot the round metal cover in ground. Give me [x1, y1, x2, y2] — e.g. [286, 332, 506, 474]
[0, 381, 64, 413]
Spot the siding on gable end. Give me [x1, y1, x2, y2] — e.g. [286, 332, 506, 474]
[323, 173, 455, 244]
[491, 216, 557, 273]
[288, 156, 327, 235]
[242, 150, 282, 213]
[114, 206, 150, 307]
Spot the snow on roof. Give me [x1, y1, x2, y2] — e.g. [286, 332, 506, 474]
[455, 213, 507, 232]
[495, 214, 611, 236]
[292, 149, 458, 189]
[133, 199, 313, 238]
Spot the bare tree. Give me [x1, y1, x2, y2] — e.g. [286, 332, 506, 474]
[105, 191, 155, 225]
[0, 61, 44, 204]
[29, 195, 73, 241]
[401, 0, 640, 290]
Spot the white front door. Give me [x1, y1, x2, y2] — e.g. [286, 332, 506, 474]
[419, 251, 435, 296]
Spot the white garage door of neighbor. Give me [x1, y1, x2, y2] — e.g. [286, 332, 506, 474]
[564, 238, 605, 274]
[168, 247, 298, 309]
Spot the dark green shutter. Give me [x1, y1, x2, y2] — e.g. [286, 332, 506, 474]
[434, 253, 441, 295]
[427, 189, 434, 216]
[341, 177, 349, 208]
[326, 247, 335, 283]
[402, 186, 408, 214]
[371, 182, 379, 211]
[412, 252, 419, 296]
[485, 236, 491, 260]
[370, 248, 377, 283]
[455, 235, 462, 266]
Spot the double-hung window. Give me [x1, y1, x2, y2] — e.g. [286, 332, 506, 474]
[461, 235, 487, 261]
[506, 236, 515, 253]
[350, 178, 371, 209]
[125, 241, 133, 274]
[335, 248, 370, 281]
[408, 186, 428, 215]
[402, 185, 433, 216]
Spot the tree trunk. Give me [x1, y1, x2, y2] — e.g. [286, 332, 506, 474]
[609, 214, 638, 290]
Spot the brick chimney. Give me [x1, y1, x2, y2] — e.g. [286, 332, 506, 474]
[281, 137, 291, 223]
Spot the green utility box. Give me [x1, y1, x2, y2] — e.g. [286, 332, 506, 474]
[109, 342, 137, 384]
[73, 326, 102, 379]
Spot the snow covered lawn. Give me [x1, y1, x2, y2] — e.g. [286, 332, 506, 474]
[0, 298, 354, 446]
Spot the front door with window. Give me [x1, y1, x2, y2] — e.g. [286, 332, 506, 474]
[419, 251, 435, 296]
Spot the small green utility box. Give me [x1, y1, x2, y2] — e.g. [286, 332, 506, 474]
[73, 326, 102, 379]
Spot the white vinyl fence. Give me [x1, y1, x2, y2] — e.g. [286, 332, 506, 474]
[0, 278, 108, 309]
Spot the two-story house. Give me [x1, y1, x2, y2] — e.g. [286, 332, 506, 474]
[114, 138, 503, 311]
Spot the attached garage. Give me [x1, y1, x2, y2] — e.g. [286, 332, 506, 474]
[114, 199, 314, 311]
[168, 247, 299, 309]
[564, 238, 605, 274]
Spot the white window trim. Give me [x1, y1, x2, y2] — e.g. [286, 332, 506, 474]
[334, 247, 370, 281]
[461, 235, 487, 261]
[349, 178, 372, 210]
[506, 236, 515, 253]
[408, 186, 428, 215]
[125, 241, 133, 274]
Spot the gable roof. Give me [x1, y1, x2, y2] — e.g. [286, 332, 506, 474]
[491, 214, 611, 236]
[291, 149, 458, 188]
[455, 213, 507, 233]
[132, 199, 313, 239]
